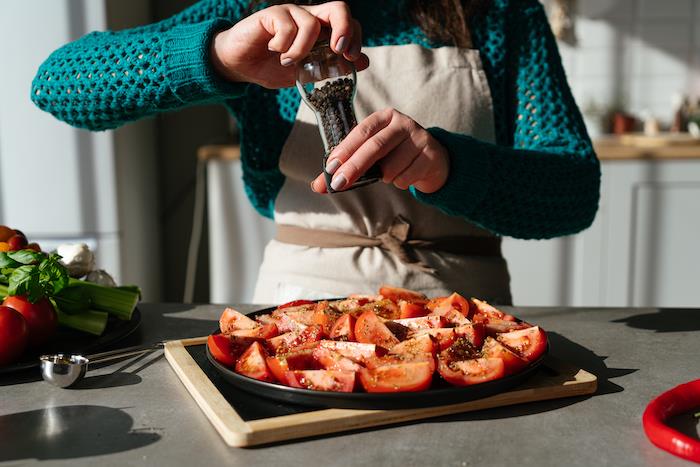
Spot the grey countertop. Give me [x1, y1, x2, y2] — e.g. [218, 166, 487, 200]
[1, 303, 699, 467]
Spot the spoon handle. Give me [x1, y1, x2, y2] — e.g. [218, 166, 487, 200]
[86, 341, 165, 364]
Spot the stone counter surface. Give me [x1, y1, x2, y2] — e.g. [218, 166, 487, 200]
[1, 303, 698, 467]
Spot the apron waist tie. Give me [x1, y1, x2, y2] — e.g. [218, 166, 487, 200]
[274, 216, 502, 275]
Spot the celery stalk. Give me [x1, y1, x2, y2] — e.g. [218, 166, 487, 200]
[56, 309, 108, 336]
[0, 283, 7, 300]
[68, 278, 139, 321]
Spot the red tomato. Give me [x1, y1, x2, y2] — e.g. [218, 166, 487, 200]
[286, 370, 356, 392]
[442, 309, 471, 326]
[329, 314, 356, 341]
[219, 307, 258, 334]
[365, 352, 435, 371]
[389, 334, 435, 356]
[26, 242, 41, 252]
[438, 357, 505, 386]
[229, 323, 278, 339]
[354, 310, 400, 349]
[7, 234, 28, 251]
[278, 325, 325, 354]
[429, 293, 472, 318]
[379, 285, 427, 303]
[439, 336, 480, 366]
[317, 340, 376, 361]
[359, 299, 401, 320]
[497, 326, 547, 363]
[411, 327, 456, 351]
[398, 300, 428, 319]
[359, 361, 434, 393]
[454, 323, 485, 348]
[481, 337, 528, 375]
[0, 305, 29, 365]
[477, 317, 530, 336]
[3, 296, 57, 348]
[470, 298, 506, 319]
[277, 299, 316, 309]
[0, 225, 14, 242]
[235, 342, 275, 382]
[392, 315, 443, 331]
[207, 334, 238, 368]
[273, 306, 317, 327]
[312, 301, 341, 335]
[265, 356, 291, 383]
[312, 346, 362, 372]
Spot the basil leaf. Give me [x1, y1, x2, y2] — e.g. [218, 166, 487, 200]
[8, 265, 42, 302]
[0, 252, 20, 269]
[7, 250, 43, 265]
[38, 254, 69, 296]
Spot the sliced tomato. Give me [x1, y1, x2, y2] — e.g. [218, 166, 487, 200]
[277, 299, 316, 309]
[392, 315, 443, 331]
[229, 323, 278, 339]
[477, 317, 530, 336]
[312, 346, 362, 372]
[267, 312, 309, 333]
[284, 325, 325, 352]
[235, 342, 275, 382]
[470, 298, 506, 320]
[267, 331, 299, 352]
[285, 370, 356, 392]
[273, 306, 317, 327]
[389, 334, 435, 356]
[360, 299, 401, 320]
[312, 301, 341, 335]
[365, 351, 435, 371]
[438, 357, 505, 386]
[317, 340, 376, 361]
[428, 292, 472, 318]
[438, 336, 480, 365]
[207, 334, 238, 368]
[399, 300, 428, 319]
[442, 309, 471, 326]
[355, 310, 400, 349]
[481, 337, 528, 375]
[497, 326, 547, 362]
[410, 327, 456, 351]
[454, 323, 485, 348]
[329, 314, 356, 341]
[378, 285, 427, 303]
[359, 361, 434, 393]
[219, 307, 258, 334]
[265, 356, 292, 384]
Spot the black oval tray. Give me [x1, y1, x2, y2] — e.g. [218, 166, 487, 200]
[206, 304, 547, 409]
[0, 308, 141, 374]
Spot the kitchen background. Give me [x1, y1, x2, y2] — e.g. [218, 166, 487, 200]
[0, 0, 698, 307]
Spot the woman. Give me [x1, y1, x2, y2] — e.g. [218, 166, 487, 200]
[31, 0, 600, 304]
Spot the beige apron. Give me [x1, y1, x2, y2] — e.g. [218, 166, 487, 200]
[253, 44, 511, 304]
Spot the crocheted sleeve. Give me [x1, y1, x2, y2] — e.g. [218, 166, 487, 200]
[411, 0, 601, 239]
[31, 0, 248, 130]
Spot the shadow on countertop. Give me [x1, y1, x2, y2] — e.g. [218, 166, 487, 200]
[612, 308, 700, 333]
[0, 405, 160, 461]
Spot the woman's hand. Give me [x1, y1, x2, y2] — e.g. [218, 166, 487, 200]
[310, 108, 450, 194]
[211, 2, 368, 89]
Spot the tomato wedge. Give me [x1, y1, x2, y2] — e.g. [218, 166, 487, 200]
[470, 298, 506, 320]
[277, 299, 316, 309]
[399, 300, 428, 319]
[312, 346, 362, 372]
[476, 317, 530, 336]
[497, 326, 547, 362]
[265, 356, 291, 384]
[235, 342, 275, 382]
[312, 301, 342, 334]
[438, 357, 505, 386]
[454, 323, 485, 348]
[355, 310, 400, 349]
[429, 292, 472, 318]
[365, 352, 435, 371]
[219, 307, 258, 334]
[317, 340, 376, 361]
[229, 323, 279, 339]
[207, 334, 238, 368]
[359, 361, 434, 393]
[379, 285, 427, 303]
[392, 315, 443, 331]
[389, 334, 435, 356]
[481, 337, 528, 375]
[411, 327, 456, 351]
[329, 314, 356, 341]
[286, 370, 356, 392]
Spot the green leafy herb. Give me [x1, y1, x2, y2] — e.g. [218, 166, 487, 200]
[0, 252, 21, 269]
[3, 251, 69, 303]
[7, 250, 44, 265]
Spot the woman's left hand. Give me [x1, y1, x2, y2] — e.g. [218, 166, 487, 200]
[310, 108, 450, 194]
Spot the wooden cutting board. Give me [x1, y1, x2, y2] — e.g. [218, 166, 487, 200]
[165, 337, 597, 447]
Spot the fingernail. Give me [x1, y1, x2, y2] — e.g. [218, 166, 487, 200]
[336, 36, 348, 53]
[310, 181, 317, 192]
[325, 159, 341, 175]
[331, 173, 347, 191]
[280, 57, 294, 67]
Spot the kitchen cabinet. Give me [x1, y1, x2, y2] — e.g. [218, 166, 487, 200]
[505, 144, 700, 308]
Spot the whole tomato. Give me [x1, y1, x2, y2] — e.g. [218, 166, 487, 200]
[2, 296, 57, 348]
[0, 305, 29, 365]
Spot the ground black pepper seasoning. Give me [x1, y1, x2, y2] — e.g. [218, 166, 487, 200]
[296, 41, 382, 192]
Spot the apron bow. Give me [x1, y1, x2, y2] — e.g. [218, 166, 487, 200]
[376, 216, 437, 275]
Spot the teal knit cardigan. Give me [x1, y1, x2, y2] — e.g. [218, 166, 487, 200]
[31, 0, 600, 240]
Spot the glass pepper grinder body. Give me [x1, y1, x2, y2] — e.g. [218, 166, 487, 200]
[296, 41, 381, 192]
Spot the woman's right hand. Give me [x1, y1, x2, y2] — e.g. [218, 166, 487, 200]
[211, 2, 368, 89]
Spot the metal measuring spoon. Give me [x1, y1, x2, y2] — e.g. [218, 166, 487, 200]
[39, 341, 165, 388]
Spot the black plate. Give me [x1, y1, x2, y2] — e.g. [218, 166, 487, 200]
[206, 305, 547, 409]
[0, 308, 141, 374]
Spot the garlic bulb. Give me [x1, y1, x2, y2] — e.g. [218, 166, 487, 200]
[56, 243, 95, 278]
[85, 269, 117, 287]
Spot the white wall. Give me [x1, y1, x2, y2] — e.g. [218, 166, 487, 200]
[558, 0, 700, 131]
